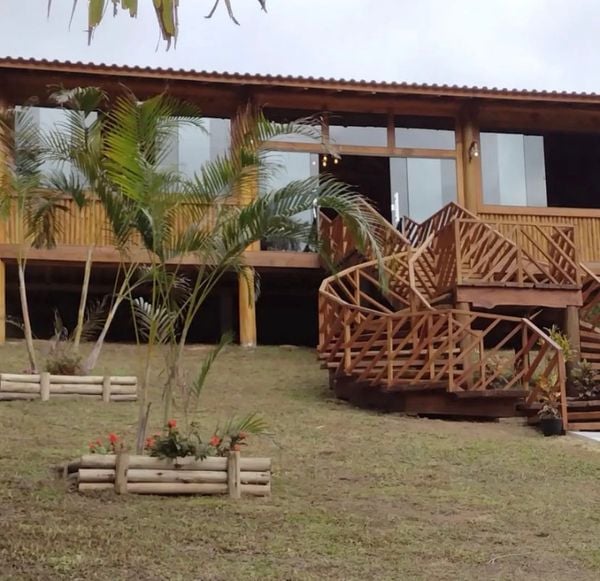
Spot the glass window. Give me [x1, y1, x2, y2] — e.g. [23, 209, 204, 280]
[395, 127, 455, 150]
[481, 132, 547, 207]
[261, 151, 319, 251]
[390, 158, 457, 224]
[175, 117, 230, 178]
[15, 106, 75, 178]
[329, 124, 387, 147]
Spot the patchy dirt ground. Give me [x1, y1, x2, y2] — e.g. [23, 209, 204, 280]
[1, 341, 600, 580]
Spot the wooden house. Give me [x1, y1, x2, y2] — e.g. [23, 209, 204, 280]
[1, 58, 600, 428]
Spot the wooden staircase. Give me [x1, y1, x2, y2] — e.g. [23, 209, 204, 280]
[318, 201, 600, 430]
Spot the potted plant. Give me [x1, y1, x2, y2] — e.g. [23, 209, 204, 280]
[536, 379, 563, 436]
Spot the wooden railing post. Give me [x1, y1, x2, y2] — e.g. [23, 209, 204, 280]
[228, 450, 241, 499]
[453, 220, 463, 285]
[343, 311, 352, 371]
[40, 372, 50, 402]
[387, 317, 393, 385]
[448, 312, 455, 391]
[114, 451, 129, 495]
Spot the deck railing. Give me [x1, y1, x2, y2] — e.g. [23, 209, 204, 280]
[319, 287, 567, 423]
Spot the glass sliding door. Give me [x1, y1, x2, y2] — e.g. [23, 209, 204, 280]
[390, 158, 457, 224]
[261, 151, 319, 251]
[481, 132, 547, 207]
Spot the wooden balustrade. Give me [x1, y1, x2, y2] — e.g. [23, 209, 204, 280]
[454, 219, 579, 287]
[480, 209, 600, 264]
[318, 288, 568, 426]
[0, 197, 236, 248]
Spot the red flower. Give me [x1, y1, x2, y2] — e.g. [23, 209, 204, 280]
[95, 438, 102, 445]
[167, 419, 177, 429]
[108, 433, 119, 444]
[232, 444, 241, 452]
[144, 436, 155, 449]
[209, 435, 221, 447]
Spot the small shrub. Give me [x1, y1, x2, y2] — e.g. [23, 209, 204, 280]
[45, 349, 83, 375]
[545, 325, 576, 362]
[569, 360, 600, 400]
[144, 414, 268, 460]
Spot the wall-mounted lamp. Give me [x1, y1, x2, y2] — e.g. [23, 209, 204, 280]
[468, 140, 480, 161]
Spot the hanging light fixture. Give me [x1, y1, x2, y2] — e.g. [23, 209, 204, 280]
[468, 140, 480, 161]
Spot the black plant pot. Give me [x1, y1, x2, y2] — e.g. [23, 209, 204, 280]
[540, 417, 563, 437]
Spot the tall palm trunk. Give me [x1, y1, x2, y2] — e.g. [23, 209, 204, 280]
[81, 292, 124, 374]
[17, 259, 37, 372]
[73, 246, 93, 352]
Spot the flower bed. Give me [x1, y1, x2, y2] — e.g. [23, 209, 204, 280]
[0, 373, 137, 402]
[64, 452, 272, 498]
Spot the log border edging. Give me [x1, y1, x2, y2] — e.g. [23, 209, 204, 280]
[68, 452, 271, 498]
[0, 372, 137, 401]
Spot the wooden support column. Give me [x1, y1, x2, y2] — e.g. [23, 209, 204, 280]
[459, 106, 483, 213]
[238, 267, 256, 347]
[0, 259, 4, 345]
[456, 301, 475, 387]
[565, 305, 581, 366]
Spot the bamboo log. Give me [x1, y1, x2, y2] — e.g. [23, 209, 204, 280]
[51, 394, 103, 399]
[0, 382, 40, 391]
[127, 469, 227, 483]
[240, 471, 271, 485]
[79, 482, 113, 492]
[40, 372, 50, 401]
[108, 376, 138, 385]
[107, 386, 137, 394]
[115, 452, 129, 495]
[50, 385, 103, 394]
[241, 483, 271, 497]
[109, 395, 137, 402]
[0, 392, 38, 400]
[0, 373, 41, 382]
[228, 451, 241, 499]
[102, 376, 111, 403]
[78, 454, 271, 472]
[49, 374, 104, 384]
[78, 469, 115, 483]
[125, 482, 228, 495]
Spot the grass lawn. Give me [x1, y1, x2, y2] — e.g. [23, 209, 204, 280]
[1, 341, 600, 580]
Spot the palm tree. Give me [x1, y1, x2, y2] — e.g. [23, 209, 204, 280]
[0, 107, 75, 371]
[48, 0, 267, 47]
[96, 91, 384, 451]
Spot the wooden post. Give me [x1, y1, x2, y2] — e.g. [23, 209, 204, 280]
[456, 302, 474, 388]
[459, 105, 483, 214]
[0, 259, 5, 345]
[565, 305, 581, 369]
[40, 372, 50, 401]
[227, 450, 241, 499]
[114, 452, 129, 495]
[238, 267, 256, 348]
[102, 376, 111, 403]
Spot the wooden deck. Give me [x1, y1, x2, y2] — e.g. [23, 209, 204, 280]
[318, 202, 600, 430]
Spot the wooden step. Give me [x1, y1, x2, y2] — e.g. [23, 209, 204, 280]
[566, 411, 600, 421]
[567, 422, 600, 431]
[321, 347, 460, 360]
[325, 359, 457, 371]
[452, 389, 526, 399]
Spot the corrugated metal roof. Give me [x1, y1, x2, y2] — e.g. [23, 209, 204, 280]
[1, 56, 599, 104]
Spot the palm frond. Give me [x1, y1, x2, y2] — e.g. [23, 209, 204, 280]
[79, 297, 109, 342]
[131, 296, 178, 345]
[189, 331, 233, 399]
